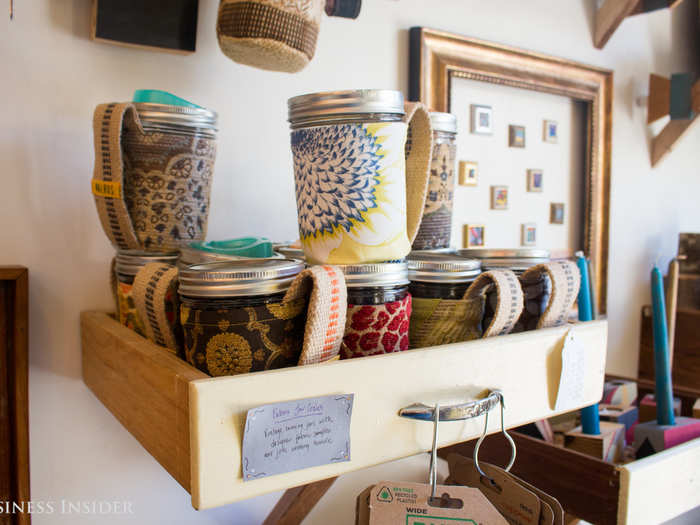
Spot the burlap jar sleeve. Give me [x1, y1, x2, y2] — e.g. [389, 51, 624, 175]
[132, 263, 181, 354]
[92, 103, 142, 251]
[409, 295, 483, 349]
[519, 260, 581, 329]
[465, 269, 524, 337]
[403, 102, 434, 243]
[216, 0, 324, 73]
[282, 265, 347, 365]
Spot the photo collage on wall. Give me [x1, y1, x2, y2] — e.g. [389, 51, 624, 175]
[459, 103, 566, 248]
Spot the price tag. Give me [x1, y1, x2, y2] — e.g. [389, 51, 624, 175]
[554, 331, 586, 411]
[241, 394, 353, 481]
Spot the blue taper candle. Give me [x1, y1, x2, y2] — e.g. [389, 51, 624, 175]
[576, 251, 600, 435]
[651, 265, 675, 426]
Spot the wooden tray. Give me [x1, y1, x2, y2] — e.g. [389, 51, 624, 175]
[81, 311, 608, 510]
[441, 431, 700, 525]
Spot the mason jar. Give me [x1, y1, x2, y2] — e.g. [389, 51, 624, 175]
[288, 89, 411, 265]
[114, 251, 179, 335]
[338, 262, 411, 358]
[412, 112, 458, 250]
[121, 103, 218, 252]
[407, 252, 482, 348]
[178, 259, 305, 377]
[458, 248, 551, 332]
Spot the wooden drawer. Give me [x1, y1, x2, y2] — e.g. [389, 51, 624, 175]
[81, 311, 607, 510]
[441, 431, 700, 525]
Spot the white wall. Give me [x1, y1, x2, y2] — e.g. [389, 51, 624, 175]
[1, 1, 699, 523]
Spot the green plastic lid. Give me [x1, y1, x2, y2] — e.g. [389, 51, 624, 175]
[189, 238, 273, 258]
[132, 89, 201, 108]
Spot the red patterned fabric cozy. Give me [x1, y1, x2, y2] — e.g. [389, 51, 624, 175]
[341, 294, 412, 358]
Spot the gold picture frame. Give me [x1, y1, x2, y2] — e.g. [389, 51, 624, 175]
[409, 27, 612, 313]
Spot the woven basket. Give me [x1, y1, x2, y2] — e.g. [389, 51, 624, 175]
[217, 0, 324, 73]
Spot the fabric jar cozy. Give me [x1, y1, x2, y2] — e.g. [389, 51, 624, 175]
[459, 248, 552, 333]
[407, 252, 482, 348]
[338, 262, 412, 359]
[178, 259, 346, 377]
[92, 102, 217, 253]
[411, 112, 457, 250]
[216, 0, 324, 73]
[114, 251, 179, 337]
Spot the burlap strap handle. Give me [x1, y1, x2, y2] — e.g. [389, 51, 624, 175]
[92, 103, 141, 251]
[283, 265, 347, 365]
[403, 102, 434, 243]
[465, 269, 524, 337]
[133, 262, 181, 353]
[520, 260, 581, 329]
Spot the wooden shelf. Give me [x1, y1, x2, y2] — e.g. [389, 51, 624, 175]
[81, 311, 608, 510]
[442, 431, 700, 525]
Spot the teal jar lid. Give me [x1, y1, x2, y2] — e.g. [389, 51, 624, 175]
[190, 237, 273, 258]
[132, 89, 201, 108]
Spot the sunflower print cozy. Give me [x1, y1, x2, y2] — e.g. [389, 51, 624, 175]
[291, 121, 412, 264]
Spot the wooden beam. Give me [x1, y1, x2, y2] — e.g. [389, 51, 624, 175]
[262, 477, 337, 525]
[651, 116, 699, 166]
[594, 0, 642, 49]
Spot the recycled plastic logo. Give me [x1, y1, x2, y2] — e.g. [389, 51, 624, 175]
[377, 486, 393, 503]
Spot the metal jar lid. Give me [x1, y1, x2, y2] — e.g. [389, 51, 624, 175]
[288, 90, 405, 124]
[457, 248, 550, 272]
[115, 251, 179, 276]
[430, 112, 457, 134]
[178, 259, 304, 298]
[407, 252, 481, 283]
[134, 103, 218, 137]
[338, 262, 409, 288]
[178, 246, 249, 267]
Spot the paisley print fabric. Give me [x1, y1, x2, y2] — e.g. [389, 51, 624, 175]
[412, 137, 456, 250]
[180, 297, 306, 377]
[291, 121, 411, 264]
[122, 121, 216, 252]
[341, 294, 412, 358]
[117, 281, 146, 337]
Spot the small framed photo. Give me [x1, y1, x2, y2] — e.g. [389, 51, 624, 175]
[459, 160, 479, 186]
[470, 104, 493, 135]
[550, 202, 565, 224]
[490, 185, 509, 210]
[521, 223, 537, 246]
[543, 120, 558, 143]
[508, 125, 525, 148]
[527, 169, 543, 192]
[463, 224, 485, 248]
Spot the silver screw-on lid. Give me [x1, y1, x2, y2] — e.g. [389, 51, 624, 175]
[178, 259, 304, 298]
[178, 246, 250, 267]
[430, 112, 457, 134]
[407, 252, 481, 283]
[288, 89, 405, 123]
[457, 248, 550, 272]
[134, 103, 218, 135]
[337, 262, 409, 288]
[115, 250, 180, 276]
[272, 242, 306, 261]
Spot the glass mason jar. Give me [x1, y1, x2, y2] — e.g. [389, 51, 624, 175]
[412, 112, 458, 250]
[114, 251, 179, 335]
[407, 251, 482, 348]
[458, 248, 551, 332]
[338, 262, 411, 358]
[122, 103, 218, 252]
[288, 89, 411, 265]
[178, 259, 306, 377]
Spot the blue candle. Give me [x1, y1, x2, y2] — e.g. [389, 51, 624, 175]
[576, 252, 600, 435]
[651, 265, 675, 426]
